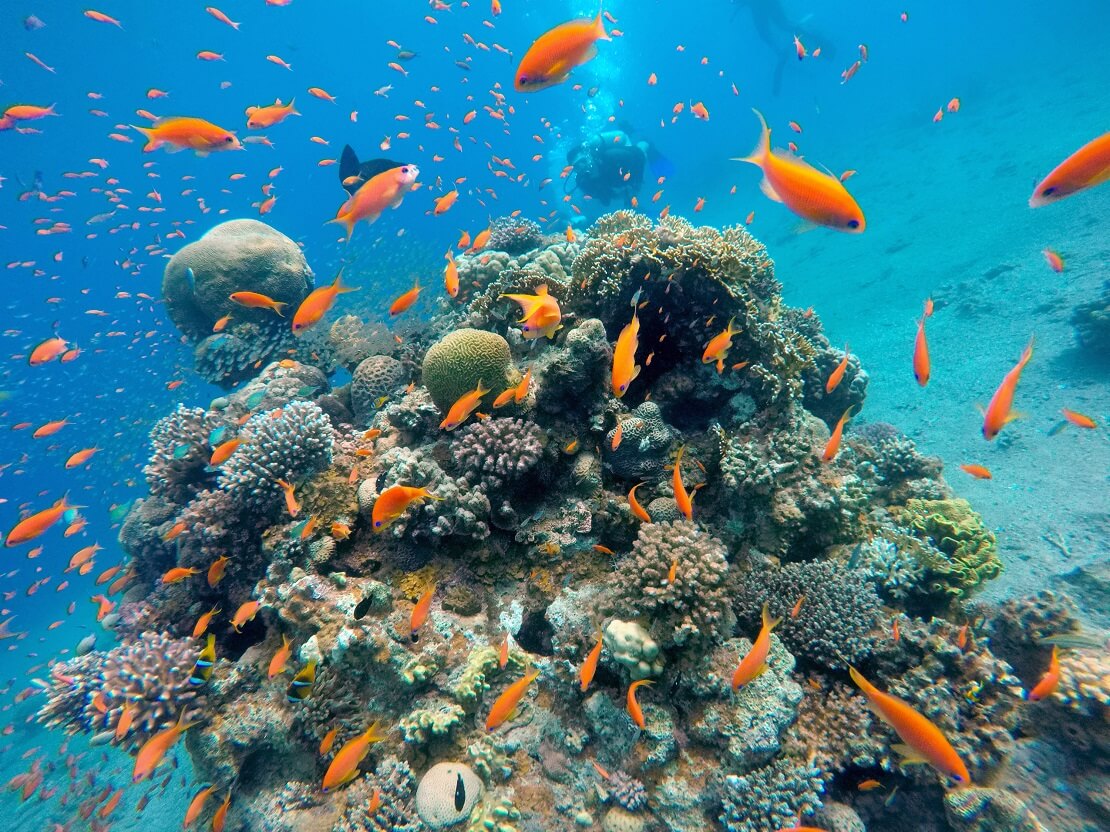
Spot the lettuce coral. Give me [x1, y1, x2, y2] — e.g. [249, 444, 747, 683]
[895, 497, 1002, 599]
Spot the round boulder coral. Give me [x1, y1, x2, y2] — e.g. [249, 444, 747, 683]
[421, 328, 518, 413]
[350, 355, 407, 424]
[415, 761, 483, 829]
[163, 219, 313, 340]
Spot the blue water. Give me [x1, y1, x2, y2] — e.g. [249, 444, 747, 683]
[1, 1, 1108, 829]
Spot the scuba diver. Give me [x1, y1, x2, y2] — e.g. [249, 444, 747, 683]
[338, 145, 414, 195]
[566, 129, 667, 207]
[730, 0, 837, 95]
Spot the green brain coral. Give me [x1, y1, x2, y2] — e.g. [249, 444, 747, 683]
[421, 328, 519, 413]
[896, 497, 1002, 599]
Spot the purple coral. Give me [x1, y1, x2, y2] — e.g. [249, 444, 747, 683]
[35, 631, 205, 746]
[614, 521, 733, 649]
[608, 769, 648, 812]
[452, 416, 544, 492]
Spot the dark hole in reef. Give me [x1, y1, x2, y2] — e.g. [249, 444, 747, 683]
[222, 615, 267, 662]
[514, 608, 555, 657]
[236, 746, 317, 796]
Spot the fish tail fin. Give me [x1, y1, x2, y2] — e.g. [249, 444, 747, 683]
[594, 4, 611, 41]
[333, 271, 359, 294]
[272, 301, 287, 317]
[733, 109, 771, 167]
[1020, 335, 1035, 366]
[289, 98, 299, 116]
[761, 602, 783, 631]
[848, 665, 876, 695]
[131, 125, 158, 152]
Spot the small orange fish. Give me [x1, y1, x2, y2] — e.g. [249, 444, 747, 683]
[246, 99, 298, 130]
[184, 785, 216, 829]
[65, 447, 99, 468]
[1029, 130, 1110, 207]
[959, 464, 992, 480]
[33, 418, 69, 438]
[192, 605, 221, 638]
[702, 317, 741, 367]
[213, 314, 233, 332]
[500, 284, 562, 339]
[211, 791, 231, 832]
[444, 251, 460, 298]
[229, 291, 286, 316]
[440, 381, 490, 430]
[690, 101, 710, 121]
[822, 407, 854, 462]
[982, 337, 1034, 440]
[275, 479, 300, 517]
[514, 9, 610, 92]
[209, 437, 242, 466]
[579, 630, 604, 692]
[737, 109, 864, 232]
[849, 666, 970, 784]
[29, 336, 69, 366]
[6, 497, 83, 546]
[858, 779, 884, 792]
[389, 279, 423, 316]
[732, 603, 781, 690]
[292, 273, 358, 334]
[672, 445, 693, 521]
[611, 419, 624, 450]
[626, 679, 652, 728]
[433, 190, 459, 215]
[230, 600, 261, 632]
[499, 632, 510, 669]
[319, 726, 339, 756]
[410, 585, 435, 636]
[1061, 408, 1096, 429]
[207, 555, 230, 587]
[956, 624, 969, 650]
[790, 595, 805, 619]
[330, 164, 420, 241]
[612, 309, 642, 398]
[133, 713, 193, 782]
[322, 722, 387, 791]
[372, 485, 440, 530]
[162, 566, 199, 584]
[1042, 249, 1064, 273]
[1026, 646, 1061, 702]
[268, 635, 292, 679]
[486, 669, 540, 730]
[628, 482, 652, 522]
[826, 345, 850, 393]
[913, 312, 930, 387]
[133, 117, 241, 154]
[163, 521, 187, 542]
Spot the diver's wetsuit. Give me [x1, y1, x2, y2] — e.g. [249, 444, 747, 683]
[567, 131, 648, 206]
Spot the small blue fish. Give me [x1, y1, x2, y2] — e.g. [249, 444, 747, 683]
[246, 390, 267, 409]
[108, 500, 134, 524]
[296, 386, 317, 397]
[209, 425, 229, 445]
[172, 444, 192, 459]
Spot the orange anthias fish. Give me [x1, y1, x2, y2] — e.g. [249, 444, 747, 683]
[268, 635, 292, 679]
[702, 317, 742, 369]
[133, 713, 193, 782]
[627, 482, 651, 522]
[732, 603, 782, 690]
[514, 7, 610, 92]
[209, 437, 242, 466]
[29, 336, 68, 366]
[410, 585, 435, 636]
[133, 117, 242, 155]
[322, 722, 388, 791]
[982, 337, 1034, 440]
[211, 792, 231, 832]
[672, 445, 693, 521]
[389, 279, 423, 317]
[229, 291, 287, 316]
[1026, 645, 1060, 701]
[500, 284, 562, 339]
[959, 464, 992, 480]
[486, 669, 541, 731]
[207, 555, 230, 587]
[612, 310, 642, 398]
[66, 447, 100, 468]
[192, 605, 221, 638]
[849, 666, 971, 784]
[230, 600, 261, 632]
[319, 726, 339, 756]
[292, 273, 358, 334]
[822, 407, 854, 462]
[913, 311, 930, 387]
[736, 109, 865, 232]
[433, 189, 459, 215]
[1061, 408, 1096, 429]
[627, 679, 652, 728]
[275, 479, 300, 516]
[246, 99, 299, 130]
[826, 345, 850, 393]
[440, 381, 491, 430]
[162, 566, 199, 584]
[183, 785, 215, 828]
[330, 164, 420, 241]
[372, 485, 440, 531]
[1029, 130, 1110, 207]
[444, 251, 460, 298]
[579, 629, 604, 692]
[5, 496, 81, 547]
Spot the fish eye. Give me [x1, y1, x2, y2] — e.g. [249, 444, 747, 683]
[225, 136, 234, 143]
[1042, 186, 1056, 196]
[619, 384, 627, 392]
[518, 75, 529, 85]
[374, 520, 381, 527]
[847, 219, 860, 228]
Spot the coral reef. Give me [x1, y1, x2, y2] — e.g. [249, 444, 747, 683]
[894, 498, 1002, 601]
[604, 401, 674, 480]
[717, 756, 825, 832]
[351, 354, 408, 424]
[421, 328, 519, 413]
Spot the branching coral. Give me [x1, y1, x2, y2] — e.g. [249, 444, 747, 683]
[36, 631, 206, 746]
[218, 401, 334, 513]
[488, 215, 545, 254]
[782, 682, 884, 781]
[145, 405, 226, 505]
[336, 756, 423, 832]
[452, 416, 545, 492]
[734, 560, 881, 670]
[849, 536, 926, 602]
[894, 498, 1002, 600]
[613, 521, 733, 649]
[718, 756, 825, 832]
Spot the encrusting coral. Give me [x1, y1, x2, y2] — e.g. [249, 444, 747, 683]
[36, 210, 1034, 832]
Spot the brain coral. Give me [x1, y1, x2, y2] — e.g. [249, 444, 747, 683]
[163, 219, 313, 340]
[895, 497, 1002, 600]
[614, 521, 733, 649]
[145, 404, 225, 506]
[350, 355, 407, 424]
[36, 631, 206, 747]
[734, 560, 881, 670]
[420, 328, 518, 413]
[218, 401, 333, 512]
[415, 761, 483, 829]
[604, 402, 674, 480]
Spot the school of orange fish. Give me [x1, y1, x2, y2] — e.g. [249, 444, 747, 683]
[1, 3, 1108, 831]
